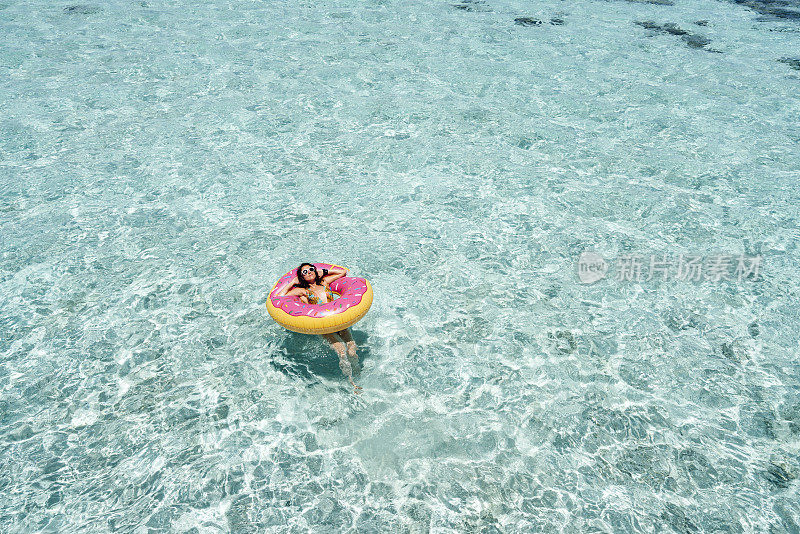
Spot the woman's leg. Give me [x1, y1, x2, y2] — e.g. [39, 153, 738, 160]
[322, 332, 343, 349]
[322, 333, 361, 393]
[322, 332, 348, 369]
[337, 328, 357, 357]
[337, 328, 360, 373]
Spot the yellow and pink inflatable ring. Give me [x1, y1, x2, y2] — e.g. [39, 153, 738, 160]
[266, 263, 373, 335]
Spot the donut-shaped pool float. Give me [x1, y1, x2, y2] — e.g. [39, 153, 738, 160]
[266, 263, 373, 335]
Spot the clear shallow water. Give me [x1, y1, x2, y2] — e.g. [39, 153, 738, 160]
[1, 0, 799, 531]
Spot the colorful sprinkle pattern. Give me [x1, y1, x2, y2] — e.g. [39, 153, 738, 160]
[269, 263, 368, 319]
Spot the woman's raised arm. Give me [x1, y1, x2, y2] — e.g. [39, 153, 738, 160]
[322, 267, 347, 283]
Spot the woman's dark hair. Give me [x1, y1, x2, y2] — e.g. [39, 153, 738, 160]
[293, 263, 323, 289]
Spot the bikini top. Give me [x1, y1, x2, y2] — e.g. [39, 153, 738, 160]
[305, 284, 335, 305]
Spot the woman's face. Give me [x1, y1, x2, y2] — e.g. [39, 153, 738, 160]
[300, 265, 316, 282]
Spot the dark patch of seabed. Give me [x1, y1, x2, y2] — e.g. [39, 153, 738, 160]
[634, 21, 715, 50]
[732, 0, 800, 21]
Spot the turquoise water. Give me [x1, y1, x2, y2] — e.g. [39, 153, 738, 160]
[2, 0, 800, 531]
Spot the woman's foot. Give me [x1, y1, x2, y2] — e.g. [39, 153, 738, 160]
[350, 379, 363, 395]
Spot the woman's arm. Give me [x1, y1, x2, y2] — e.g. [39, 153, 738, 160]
[276, 277, 299, 297]
[279, 285, 309, 303]
[321, 267, 347, 283]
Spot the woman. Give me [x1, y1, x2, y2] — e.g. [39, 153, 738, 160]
[276, 263, 362, 394]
